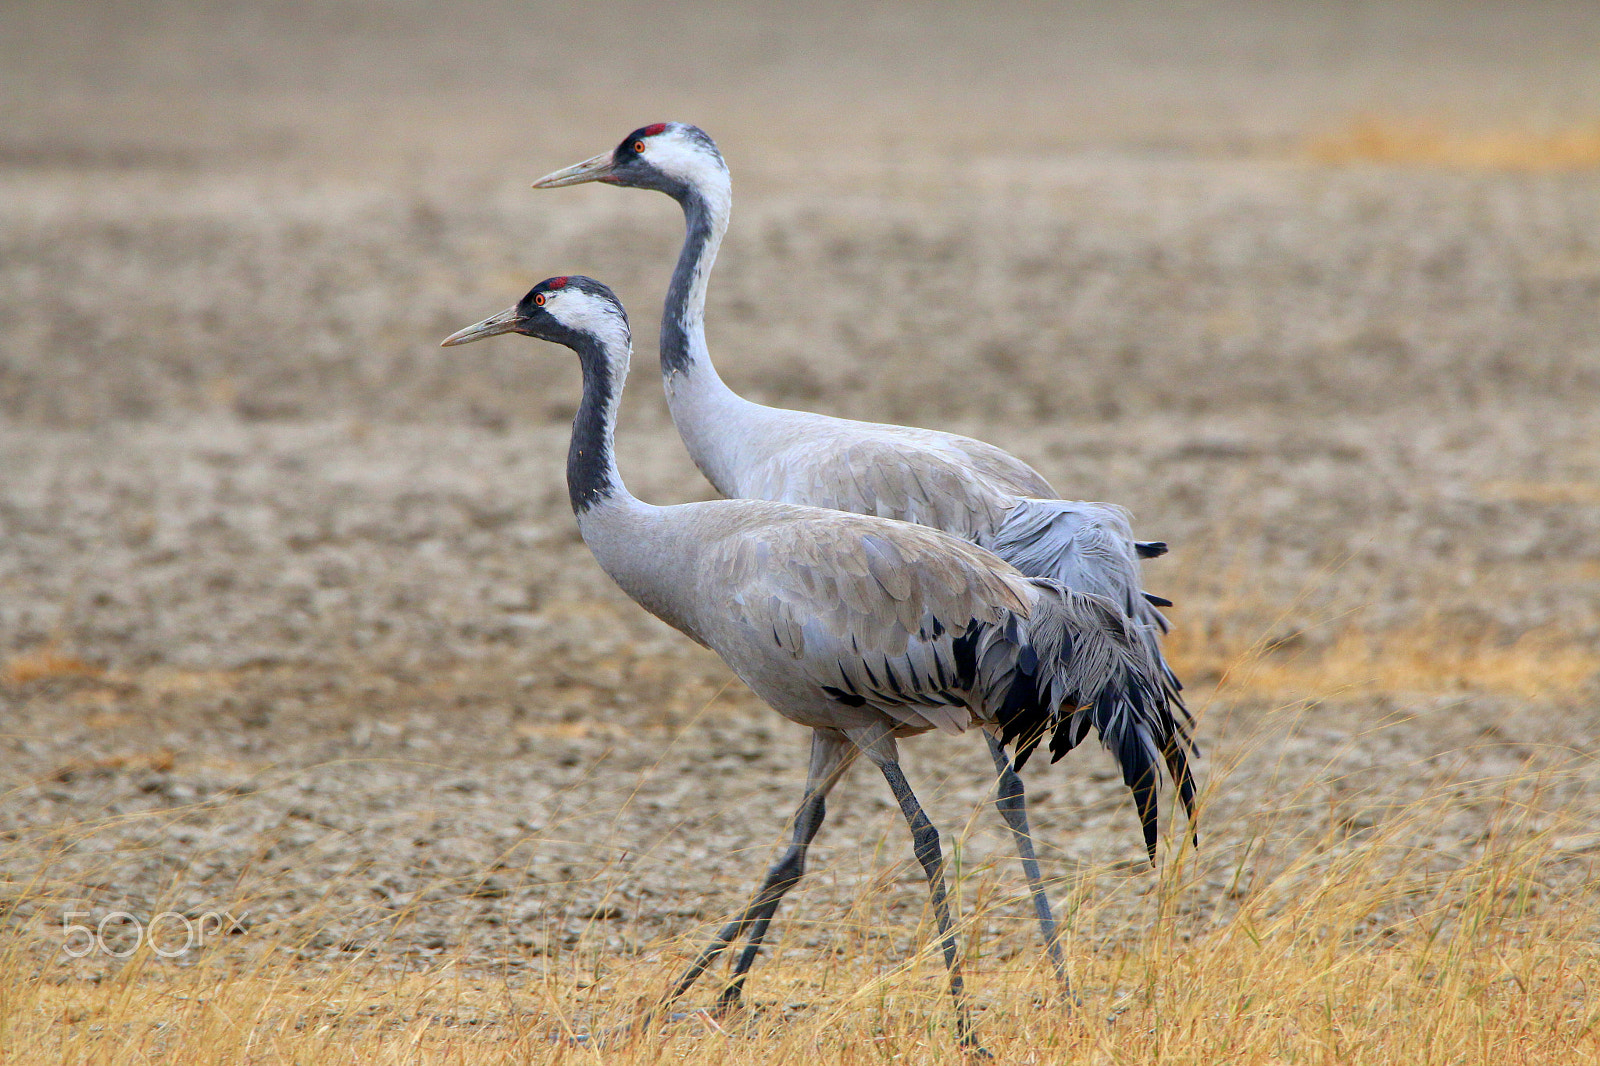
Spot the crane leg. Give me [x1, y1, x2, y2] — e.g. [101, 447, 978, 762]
[850, 725, 984, 1054]
[985, 731, 1075, 1000]
[659, 730, 855, 1017]
[712, 785, 826, 1013]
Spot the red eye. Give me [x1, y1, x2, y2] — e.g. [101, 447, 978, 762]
[533, 292, 546, 306]
[632, 140, 646, 153]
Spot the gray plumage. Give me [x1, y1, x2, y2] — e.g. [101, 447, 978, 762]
[533, 121, 1193, 829]
[442, 276, 1186, 1050]
[532, 125, 1198, 1033]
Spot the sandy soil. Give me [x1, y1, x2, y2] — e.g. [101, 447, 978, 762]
[3, 0, 1599, 1013]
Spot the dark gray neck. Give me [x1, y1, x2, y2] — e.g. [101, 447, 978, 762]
[659, 189, 719, 378]
[567, 332, 625, 514]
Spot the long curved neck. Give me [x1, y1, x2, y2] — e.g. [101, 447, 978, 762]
[658, 174, 772, 495]
[660, 181, 733, 386]
[567, 325, 692, 640]
[567, 332, 632, 515]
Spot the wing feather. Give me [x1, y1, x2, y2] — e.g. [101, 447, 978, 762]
[697, 504, 1030, 733]
[736, 421, 1022, 542]
[682, 499, 1196, 858]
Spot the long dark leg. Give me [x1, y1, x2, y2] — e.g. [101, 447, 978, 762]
[713, 783, 828, 1013]
[849, 725, 983, 1053]
[659, 730, 855, 1016]
[986, 731, 1072, 995]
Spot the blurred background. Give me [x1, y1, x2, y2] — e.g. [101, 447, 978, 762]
[5, 0, 1600, 427]
[3, 0, 1599, 986]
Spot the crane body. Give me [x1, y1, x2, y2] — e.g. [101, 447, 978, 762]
[531, 124, 1192, 1007]
[442, 277, 1195, 1049]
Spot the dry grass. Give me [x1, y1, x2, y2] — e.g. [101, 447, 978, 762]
[5, 683, 1598, 1064]
[6, 542, 1594, 1065]
[1305, 115, 1600, 171]
[2, 643, 102, 687]
[1167, 617, 1600, 705]
[6, 562, 1595, 1063]
[4, 790, 1597, 1063]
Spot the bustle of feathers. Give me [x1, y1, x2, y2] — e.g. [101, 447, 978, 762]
[970, 579, 1197, 862]
[716, 510, 1196, 862]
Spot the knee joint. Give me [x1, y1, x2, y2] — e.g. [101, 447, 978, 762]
[768, 848, 805, 891]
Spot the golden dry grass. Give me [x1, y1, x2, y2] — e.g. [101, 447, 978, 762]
[6, 624, 1599, 1065]
[1305, 115, 1600, 171]
[4, 762, 1597, 1064]
[6, 566, 1596, 1063]
[1167, 618, 1600, 705]
[2, 643, 102, 687]
[6, 538, 1594, 1064]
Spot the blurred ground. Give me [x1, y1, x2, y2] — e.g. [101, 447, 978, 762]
[2, 0, 1599, 1011]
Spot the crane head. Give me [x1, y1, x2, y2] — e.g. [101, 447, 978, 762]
[441, 276, 631, 357]
[532, 122, 726, 201]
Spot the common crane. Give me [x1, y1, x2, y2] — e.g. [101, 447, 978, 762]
[533, 122, 1192, 998]
[442, 276, 1195, 1050]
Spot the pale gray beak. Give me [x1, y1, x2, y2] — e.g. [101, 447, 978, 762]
[532, 150, 616, 188]
[440, 307, 523, 347]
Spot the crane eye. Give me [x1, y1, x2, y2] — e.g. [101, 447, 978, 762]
[533, 292, 546, 306]
[632, 140, 646, 153]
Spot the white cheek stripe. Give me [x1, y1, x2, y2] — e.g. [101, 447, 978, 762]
[646, 133, 729, 196]
[549, 291, 632, 354]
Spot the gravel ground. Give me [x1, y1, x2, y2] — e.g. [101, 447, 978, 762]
[3, 0, 1599, 999]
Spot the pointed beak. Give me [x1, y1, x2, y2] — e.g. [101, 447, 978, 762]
[440, 307, 523, 347]
[531, 150, 617, 189]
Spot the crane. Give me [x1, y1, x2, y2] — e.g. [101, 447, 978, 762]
[442, 276, 1195, 1051]
[533, 122, 1192, 1000]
